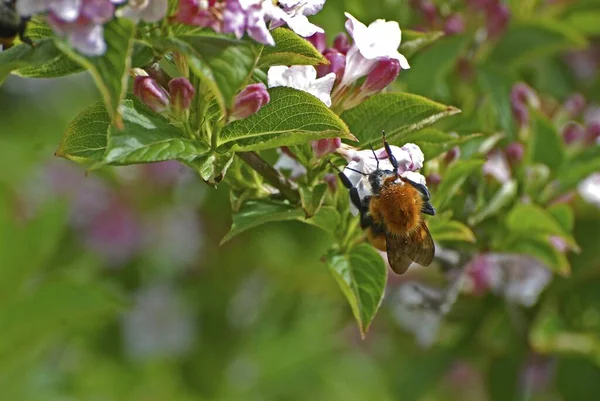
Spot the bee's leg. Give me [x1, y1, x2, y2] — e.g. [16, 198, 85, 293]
[403, 177, 431, 201]
[359, 196, 373, 229]
[381, 131, 399, 172]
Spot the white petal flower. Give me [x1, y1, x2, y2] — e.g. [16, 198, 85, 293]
[266, 0, 325, 37]
[273, 148, 307, 178]
[483, 149, 511, 183]
[17, 0, 81, 21]
[116, 0, 168, 22]
[578, 172, 600, 208]
[340, 12, 410, 87]
[267, 65, 336, 106]
[337, 142, 426, 215]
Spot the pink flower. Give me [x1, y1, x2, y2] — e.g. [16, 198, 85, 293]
[133, 76, 170, 113]
[311, 138, 341, 158]
[360, 57, 401, 96]
[231, 83, 270, 120]
[168, 77, 196, 113]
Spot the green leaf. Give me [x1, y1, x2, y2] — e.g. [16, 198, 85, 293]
[258, 28, 327, 68]
[185, 152, 234, 183]
[427, 218, 476, 243]
[220, 200, 339, 244]
[328, 244, 387, 337]
[488, 20, 587, 67]
[54, 18, 136, 129]
[548, 203, 575, 233]
[152, 33, 256, 111]
[299, 183, 328, 217]
[506, 203, 576, 248]
[0, 281, 122, 357]
[399, 30, 444, 58]
[400, 128, 483, 160]
[56, 101, 110, 163]
[340, 93, 460, 146]
[403, 35, 467, 100]
[0, 39, 64, 84]
[102, 97, 209, 166]
[528, 110, 564, 171]
[468, 179, 518, 226]
[218, 87, 355, 151]
[433, 160, 484, 211]
[503, 236, 570, 275]
[553, 146, 600, 194]
[477, 65, 517, 138]
[565, 11, 600, 35]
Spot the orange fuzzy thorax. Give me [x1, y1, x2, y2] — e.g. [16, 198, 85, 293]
[369, 178, 423, 235]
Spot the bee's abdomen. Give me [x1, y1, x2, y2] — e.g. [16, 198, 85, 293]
[370, 184, 423, 235]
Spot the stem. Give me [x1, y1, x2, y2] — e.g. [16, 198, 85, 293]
[237, 151, 301, 204]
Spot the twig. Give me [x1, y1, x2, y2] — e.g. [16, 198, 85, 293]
[237, 151, 301, 204]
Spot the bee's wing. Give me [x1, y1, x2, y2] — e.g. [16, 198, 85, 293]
[385, 220, 435, 274]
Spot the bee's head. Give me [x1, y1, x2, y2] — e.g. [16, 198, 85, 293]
[368, 169, 396, 194]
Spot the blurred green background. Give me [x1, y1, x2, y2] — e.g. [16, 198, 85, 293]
[3, 0, 600, 400]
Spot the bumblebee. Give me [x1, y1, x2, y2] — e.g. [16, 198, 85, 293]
[336, 133, 436, 274]
[0, 1, 32, 50]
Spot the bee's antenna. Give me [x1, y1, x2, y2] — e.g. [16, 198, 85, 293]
[369, 144, 379, 171]
[327, 160, 367, 176]
[381, 130, 399, 175]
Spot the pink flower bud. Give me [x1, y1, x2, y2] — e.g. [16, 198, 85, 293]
[505, 142, 525, 164]
[563, 93, 586, 118]
[486, 3, 510, 38]
[307, 32, 327, 53]
[585, 121, 600, 144]
[316, 48, 346, 80]
[312, 138, 341, 158]
[333, 32, 350, 54]
[426, 173, 442, 188]
[444, 13, 465, 35]
[443, 146, 460, 164]
[562, 122, 584, 144]
[168, 77, 196, 113]
[231, 83, 270, 120]
[512, 103, 529, 129]
[324, 173, 338, 192]
[511, 82, 539, 108]
[361, 57, 400, 95]
[145, 64, 171, 89]
[420, 1, 438, 26]
[133, 76, 170, 113]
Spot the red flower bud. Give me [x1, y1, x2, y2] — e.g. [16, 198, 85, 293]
[505, 142, 525, 164]
[231, 83, 270, 120]
[311, 138, 341, 158]
[563, 93, 586, 118]
[444, 13, 465, 35]
[133, 76, 170, 113]
[361, 57, 400, 95]
[444, 146, 461, 164]
[420, 1, 438, 26]
[307, 32, 326, 53]
[562, 122, 584, 145]
[168, 77, 195, 113]
[426, 173, 442, 188]
[585, 121, 600, 144]
[316, 48, 346, 81]
[486, 3, 510, 39]
[333, 32, 350, 54]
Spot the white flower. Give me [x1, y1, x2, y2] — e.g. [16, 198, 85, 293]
[483, 149, 511, 183]
[273, 148, 307, 178]
[17, 0, 81, 20]
[578, 172, 600, 208]
[266, 0, 325, 37]
[267, 65, 336, 107]
[337, 142, 426, 215]
[116, 0, 168, 22]
[340, 12, 410, 87]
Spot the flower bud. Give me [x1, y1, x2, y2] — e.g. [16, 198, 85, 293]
[512, 102, 529, 129]
[562, 122, 584, 144]
[307, 32, 326, 53]
[316, 48, 345, 80]
[426, 173, 442, 188]
[585, 121, 600, 144]
[486, 3, 510, 39]
[420, 1, 438, 26]
[133, 76, 170, 113]
[333, 32, 350, 54]
[361, 57, 400, 95]
[444, 13, 465, 35]
[505, 142, 525, 165]
[312, 138, 341, 158]
[563, 93, 586, 118]
[443, 146, 460, 165]
[324, 173, 338, 192]
[231, 83, 270, 120]
[145, 64, 172, 89]
[168, 77, 196, 113]
[511, 82, 539, 109]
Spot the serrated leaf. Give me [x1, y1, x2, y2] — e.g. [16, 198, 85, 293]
[101, 97, 209, 166]
[54, 18, 136, 129]
[427, 218, 475, 243]
[433, 160, 484, 211]
[56, 101, 110, 162]
[218, 87, 354, 151]
[152, 33, 256, 111]
[504, 236, 570, 276]
[340, 93, 460, 146]
[489, 20, 587, 67]
[528, 110, 564, 171]
[258, 28, 327, 67]
[220, 200, 339, 244]
[403, 35, 467, 100]
[400, 128, 483, 160]
[468, 179, 518, 226]
[328, 244, 387, 337]
[399, 30, 444, 57]
[0, 39, 63, 84]
[299, 183, 327, 217]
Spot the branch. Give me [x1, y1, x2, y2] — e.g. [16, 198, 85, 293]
[237, 151, 301, 204]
